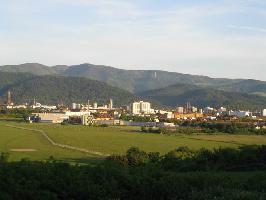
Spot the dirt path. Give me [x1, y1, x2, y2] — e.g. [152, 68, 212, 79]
[10, 149, 37, 152]
[5, 125, 109, 157]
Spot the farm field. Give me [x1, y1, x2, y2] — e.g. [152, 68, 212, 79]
[1, 121, 266, 163]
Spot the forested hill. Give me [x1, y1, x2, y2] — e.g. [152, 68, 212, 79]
[0, 71, 265, 110]
[0, 72, 138, 106]
[2, 63, 266, 95]
[0, 63, 243, 93]
[138, 84, 266, 110]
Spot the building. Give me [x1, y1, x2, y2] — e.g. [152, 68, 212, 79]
[262, 109, 266, 117]
[191, 107, 198, 113]
[177, 107, 184, 114]
[72, 103, 81, 110]
[218, 107, 227, 113]
[81, 115, 94, 125]
[109, 99, 113, 109]
[6, 90, 13, 106]
[34, 113, 67, 123]
[174, 112, 204, 120]
[157, 110, 174, 120]
[204, 107, 215, 114]
[131, 101, 152, 115]
[217, 107, 227, 116]
[228, 111, 251, 118]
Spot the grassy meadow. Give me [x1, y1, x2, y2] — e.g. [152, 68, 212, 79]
[1, 121, 266, 163]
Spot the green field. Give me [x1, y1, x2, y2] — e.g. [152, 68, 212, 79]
[1, 121, 266, 163]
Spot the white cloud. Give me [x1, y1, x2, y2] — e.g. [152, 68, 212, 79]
[228, 25, 266, 33]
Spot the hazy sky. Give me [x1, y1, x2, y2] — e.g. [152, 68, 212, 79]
[1, 0, 266, 80]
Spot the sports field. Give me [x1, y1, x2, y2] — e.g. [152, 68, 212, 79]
[1, 121, 266, 163]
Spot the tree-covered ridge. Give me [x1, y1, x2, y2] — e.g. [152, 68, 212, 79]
[0, 72, 138, 106]
[218, 79, 266, 95]
[2, 63, 266, 94]
[1, 70, 266, 109]
[138, 83, 266, 110]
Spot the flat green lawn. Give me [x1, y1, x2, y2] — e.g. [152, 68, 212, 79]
[1, 121, 266, 162]
[0, 122, 98, 163]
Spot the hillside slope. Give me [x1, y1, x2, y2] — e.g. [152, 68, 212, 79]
[0, 72, 138, 106]
[0, 63, 239, 93]
[1, 63, 266, 95]
[138, 84, 266, 110]
[0, 63, 56, 75]
[218, 79, 266, 95]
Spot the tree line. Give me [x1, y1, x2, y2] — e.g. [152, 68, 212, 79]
[0, 145, 266, 199]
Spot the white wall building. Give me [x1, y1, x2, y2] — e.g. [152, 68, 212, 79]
[204, 107, 215, 114]
[72, 103, 81, 110]
[131, 101, 152, 115]
[228, 111, 251, 118]
[262, 109, 266, 117]
[177, 107, 184, 114]
[34, 113, 68, 123]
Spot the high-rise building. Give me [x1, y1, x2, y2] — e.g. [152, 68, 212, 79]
[177, 107, 184, 114]
[185, 102, 192, 113]
[6, 90, 12, 106]
[262, 109, 266, 117]
[87, 100, 90, 111]
[131, 101, 151, 115]
[72, 103, 81, 110]
[109, 99, 113, 109]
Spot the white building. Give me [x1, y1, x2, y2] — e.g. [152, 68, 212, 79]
[218, 107, 227, 113]
[34, 113, 68, 123]
[262, 109, 266, 117]
[131, 101, 152, 115]
[65, 111, 91, 117]
[191, 107, 198, 113]
[81, 114, 94, 125]
[72, 103, 81, 110]
[7, 105, 27, 109]
[228, 111, 251, 118]
[204, 107, 215, 114]
[158, 110, 174, 119]
[216, 107, 227, 116]
[109, 99, 113, 109]
[177, 107, 184, 114]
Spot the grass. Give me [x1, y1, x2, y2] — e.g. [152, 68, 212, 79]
[1, 121, 266, 163]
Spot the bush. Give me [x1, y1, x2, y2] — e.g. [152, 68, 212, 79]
[0, 152, 9, 163]
[99, 124, 109, 127]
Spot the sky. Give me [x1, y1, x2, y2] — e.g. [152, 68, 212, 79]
[0, 0, 266, 80]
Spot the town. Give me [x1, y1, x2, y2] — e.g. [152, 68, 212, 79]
[1, 90, 266, 129]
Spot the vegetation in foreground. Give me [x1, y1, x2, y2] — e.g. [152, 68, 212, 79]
[141, 121, 266, 135]
[1, 146, 266, 199]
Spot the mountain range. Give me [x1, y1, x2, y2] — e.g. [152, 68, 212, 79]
[0, 63, 266, 110]
[138, 84, 266, 110]
[0, 72, 138, 106]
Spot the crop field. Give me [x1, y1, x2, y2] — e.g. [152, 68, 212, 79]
[1, 121, 266, 163]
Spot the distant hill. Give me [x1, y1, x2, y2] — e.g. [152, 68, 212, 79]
[218, 79, 266, 95]
[0, 63, 242, 93]
[1, 63, 266, 104]
[0, 63, 56, 75]
[138, 84, 266, 110]
[0, 72, 138, 106]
